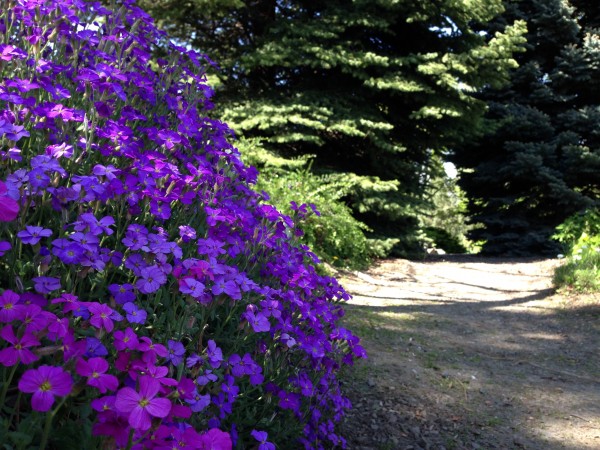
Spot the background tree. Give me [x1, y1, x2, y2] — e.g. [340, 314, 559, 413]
[452, 0, 600, 255]
[139, 0, 526, 256]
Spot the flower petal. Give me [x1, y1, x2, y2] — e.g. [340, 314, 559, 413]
[31, 390, 54, 412]
[0, 198, 19, 222]
[128, 405, 151, 431]
[145, 397, 171, 418]
[115, 387, 140, 413]
[138, 375, 160, 399]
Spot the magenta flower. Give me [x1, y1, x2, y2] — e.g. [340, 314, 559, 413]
[76, 357, 119, 393]
[114, 376, 171, 431]
[0, 325, 40, 366]
[18, 365, 73, 412]
[0, 180, 18, 222]
[113, 327, 140, 351]
[138, 337, 168, 364]
[17, 225, 52, 245]
[88, 303, 116, 333]
[198, 428, 232, 450]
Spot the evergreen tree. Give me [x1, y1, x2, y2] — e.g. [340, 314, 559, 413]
[140, 0, 525, 255]
[452, 0, 600, 255]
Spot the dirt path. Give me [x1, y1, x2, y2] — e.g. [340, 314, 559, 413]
[338, 256, 600, 450]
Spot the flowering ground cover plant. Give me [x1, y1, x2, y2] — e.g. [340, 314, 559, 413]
[0, 1, 365, 448]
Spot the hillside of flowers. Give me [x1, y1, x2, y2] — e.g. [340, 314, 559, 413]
[0, 1, 365, 448]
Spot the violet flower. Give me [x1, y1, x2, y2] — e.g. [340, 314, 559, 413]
[18, 365, 73, 412]
[166, 339, 185, 366]
[114, 376, 171, 431]
[0, 325, 40, 366]
[76, 357, 119, 393]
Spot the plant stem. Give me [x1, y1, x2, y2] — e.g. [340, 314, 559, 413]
[124, 427, 135, 450]
[38, 396, 68, 450]
[0, 363, 18, 407]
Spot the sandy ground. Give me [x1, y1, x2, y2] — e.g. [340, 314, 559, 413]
[338, 256, 600, 450]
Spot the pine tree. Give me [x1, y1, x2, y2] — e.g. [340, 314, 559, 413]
[140, 0, 526, 255]
[452, 0, 600, 256]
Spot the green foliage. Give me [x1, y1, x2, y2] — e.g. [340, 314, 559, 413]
[553, 209, 600, 292]
[239, 140, 380, 269]
[553, 208, 600, 251]
[419, 158, 475, 253]
[138, 0, 527, 257]
[452, 0, 600, 255]
[553, 237, 600, 292]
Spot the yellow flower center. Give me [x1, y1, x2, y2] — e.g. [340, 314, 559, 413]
[139, 398, 150, 408]
[40, 381, 52, 392]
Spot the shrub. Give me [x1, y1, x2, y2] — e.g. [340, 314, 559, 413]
[240, 141, 371, 269]
[0, 1, 364, 449]
[553, 209, 600, 293]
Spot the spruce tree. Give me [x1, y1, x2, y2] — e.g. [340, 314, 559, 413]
[452, 0, 600, 255]
[140, 0, 525, 255]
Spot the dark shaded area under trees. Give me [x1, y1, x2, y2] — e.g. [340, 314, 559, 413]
[451, 0, 600, 256]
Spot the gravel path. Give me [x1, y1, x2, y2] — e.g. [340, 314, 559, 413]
[338, 256, 600, 450]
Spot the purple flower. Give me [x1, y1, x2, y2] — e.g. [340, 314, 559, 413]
[196, 369, 218, 386]
[0, 325, 39, 366]
[108, 283, 136, 304]
[88, 303, 116, 333]
[245, 310, 270, 333]
[199, 429, 232, 450]
[179, 277, 205, 298]
[121, 224, 148, 250]
[54, 242, 85, 264]
[47, 316, 69, 340]
[0, 290, 26, 322]
[86, 337, 109, 357]
[114, 376, 171, 431]
[32, 276, 61, 294]
[278, 390, 301, 411]
[186, 392, 211, 412]
[178, 225, 196, 242]
[113, 327, 140, 351]
[251, 430, 276, 450]
[212, 277, 241, 300]
[166, 340, 185, 366]
[136, 265, 166, 294]
[76, 357, 119, 393]
[186, 353, 203, 369]
[122, 302, 147, 324]
[18, 365, 73, 412]
[0, 181, 19, 222]
[0, 241, 11, 256]
[137, 337, 168, 363]
[206, 340, 223, 368]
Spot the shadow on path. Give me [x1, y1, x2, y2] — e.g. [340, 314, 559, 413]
[340, 257, 600, 450]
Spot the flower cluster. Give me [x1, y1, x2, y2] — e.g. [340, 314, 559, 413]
[0, 1, 364, 449]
